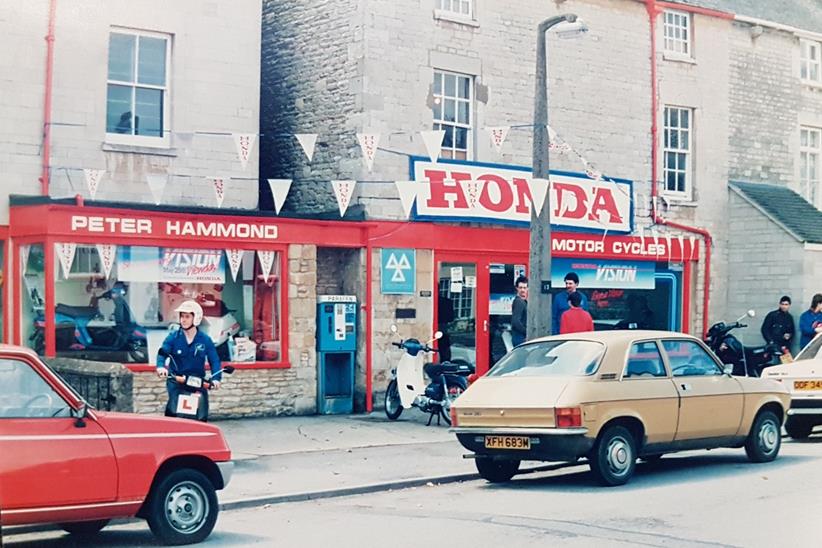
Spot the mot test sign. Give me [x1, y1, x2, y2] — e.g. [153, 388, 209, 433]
[410, 158, 633, 233]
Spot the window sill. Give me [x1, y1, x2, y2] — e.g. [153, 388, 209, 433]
[662, 52, 696, 64]
[102, 142, 178, 157]
[660, 194, 697, 207]
[126, 361, 291, 373]
[800, 80, 822, 91]
[433, 9, 479, 28]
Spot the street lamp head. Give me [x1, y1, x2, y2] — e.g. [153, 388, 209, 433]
[555, 18, 589, 39]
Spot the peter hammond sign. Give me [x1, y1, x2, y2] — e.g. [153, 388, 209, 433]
[68, 215, 278, 240]
[410, 158, 633, 233]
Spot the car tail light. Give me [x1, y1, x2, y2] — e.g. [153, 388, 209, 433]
[555, 407, 582, 428]
[450, 407, 458, 426]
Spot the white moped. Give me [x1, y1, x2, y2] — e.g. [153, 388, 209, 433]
[384, 325, 474, 426]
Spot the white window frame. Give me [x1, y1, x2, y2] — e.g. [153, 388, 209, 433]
[800, 39, 822, 85]
[105, 27, 171, 148]
[663, 9, 692, 59]
[432, 69, 473, 161]
[434, 0, 475, 22]
[800, 126, 822, 207]
[662, 106, 693, 200]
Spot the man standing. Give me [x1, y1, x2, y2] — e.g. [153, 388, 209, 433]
[799, 293, 822, 349]
[511, 275, 528, 347]
[552, 272, 589, 335]
[760, 295, 795, 349]
[560, 292, 594, 334]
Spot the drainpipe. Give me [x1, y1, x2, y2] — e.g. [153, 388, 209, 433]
[40, 0, 57, 196]
[645, 0, 713, 337]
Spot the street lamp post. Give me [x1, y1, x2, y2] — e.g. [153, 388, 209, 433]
[527, 13, 581, 341]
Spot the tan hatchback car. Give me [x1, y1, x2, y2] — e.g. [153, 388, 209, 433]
[451, 331, 790, 486]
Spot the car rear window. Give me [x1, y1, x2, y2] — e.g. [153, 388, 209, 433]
[486, 340, 605, 377]
[795, 334, 822, 361]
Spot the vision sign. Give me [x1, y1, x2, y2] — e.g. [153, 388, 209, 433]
[410, 158, 633, 233]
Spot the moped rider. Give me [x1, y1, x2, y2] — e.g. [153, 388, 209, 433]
[156, 300, 222, 420]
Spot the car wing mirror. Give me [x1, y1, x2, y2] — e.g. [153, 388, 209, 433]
[722, 364, 734, 376]
[73, 403, 88, 428]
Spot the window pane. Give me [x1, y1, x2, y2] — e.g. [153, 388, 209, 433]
[457, 101, 469, 124]
[487, 340, 605, 377]
[108, 33, 135, 82]
[662, 340, 721, 376]
[106, 84, 133, 134]
[0, 358, 71, 418]
[441, 125, 454, 147]
[458, 76, 470, 99]
[434, 72, 442, 93]
[432, 99, 442, 121]
[444, 73, 456, 97]
[624, 342, 666, 378]
[668, 130, 678, 149]
[678, 153, 687, 170]
[455, 127, 468, 149]
[669, 108, 678, 127]
[138, 36, 167, 86]
[801, 130, 808, 147]
[665, 151, 675, 169]
[135, 87, 163, 137]
[680, 109, 690, 129]
[677, 172, 686, 192]
[444, 98, 456, 122]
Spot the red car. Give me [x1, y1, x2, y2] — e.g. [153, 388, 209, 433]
[0, 345, 232, 545]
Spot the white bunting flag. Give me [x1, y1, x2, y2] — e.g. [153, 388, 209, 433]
[598, 210, 610, 244]
[420, 130, 445, 163]
[651, 228, 660, 257]
[486, 126, 510, 154]
[295, 133, 318, 162]
[585, 168, 603, 181]
[356, 132, 380, 171]
[257, 250, 276, 282]
[664, 232, 673, 262]
[84, 169, 105, 199]
[547, 125, 558, 142]
[331, 180, 356, 217]
[677, 234, 686, 262]
[210, 177, 226, 208]
[55, 243, 77, 279]
[95, 244, 117, 279]
[267, 179, 293, 215]
[689, 235, 697, 261]
[146, 174, 167, 205]
[394, 181, 420, 218]
[233, 133, 256, 171]
[639, 225, 646, 249]
[558, 187, 578, 218]
[225, 249, 245, 282]
[528, 178, 551, 215]
[461, 179, 485, 210]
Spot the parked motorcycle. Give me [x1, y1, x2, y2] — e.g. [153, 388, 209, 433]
[384, 325, 474, 426]
[31, 285, 148, 362]
[704, 310, 782, 377]
[158, 347, 234, 422]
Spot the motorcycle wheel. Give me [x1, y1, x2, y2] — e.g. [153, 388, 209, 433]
[784, 416, 813, 439]
[32, 332, 45, 354]
[440, 383, 465, 425]
[384, 379, 403, 420]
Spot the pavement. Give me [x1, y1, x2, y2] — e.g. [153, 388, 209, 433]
[216, 411, 480, 509]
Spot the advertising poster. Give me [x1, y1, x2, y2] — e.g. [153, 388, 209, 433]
[118, 247, 225, 283]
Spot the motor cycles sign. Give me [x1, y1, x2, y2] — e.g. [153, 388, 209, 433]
[410, 158, 633, 233]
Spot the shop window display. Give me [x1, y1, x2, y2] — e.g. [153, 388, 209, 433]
[43, 245, 281, 364]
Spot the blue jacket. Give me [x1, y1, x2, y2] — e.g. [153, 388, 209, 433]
[799, 310, 822, 349]
[156, 329, 222, 381]
[552, 291, 589, 335]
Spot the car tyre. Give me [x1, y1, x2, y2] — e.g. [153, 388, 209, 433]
[61, 519, 110, 537]
[475, 457, 519, 483]
[745, 410, 782, 463]
[784, 416, 813, 440]
[589, 425, 637, 486]
[146, 468, 218, 546]
[384, 380, 403, 420]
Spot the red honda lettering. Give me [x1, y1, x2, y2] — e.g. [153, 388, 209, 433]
[512, 177, 532, 214]
[587, 187, 623, 224]
[553, 182, 588, 219]
[478, 174, 513, 213]
[425, 169, 470, 208]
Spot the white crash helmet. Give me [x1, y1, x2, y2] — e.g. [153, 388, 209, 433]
[175, 300, 204, 327]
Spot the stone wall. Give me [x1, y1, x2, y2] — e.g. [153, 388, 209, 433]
[0, 0, 261, 220]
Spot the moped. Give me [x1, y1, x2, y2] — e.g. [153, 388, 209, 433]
[384, 325, 474, 426]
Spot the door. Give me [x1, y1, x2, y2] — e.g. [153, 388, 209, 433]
[0, 357, 118, 510]
[488, 261, 528, 368]
[660, 339, 744, 440]
[436, 258, 484, 374]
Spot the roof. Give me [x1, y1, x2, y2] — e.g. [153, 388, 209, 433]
[729, 181, 822, 244]
[671, 0, 822, 33]
[528, 330, 698, 345]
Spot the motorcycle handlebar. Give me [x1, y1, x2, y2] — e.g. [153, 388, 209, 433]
[391, 342, 403, 348]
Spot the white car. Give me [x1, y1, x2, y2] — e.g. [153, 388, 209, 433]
[762, 334, 822, 439]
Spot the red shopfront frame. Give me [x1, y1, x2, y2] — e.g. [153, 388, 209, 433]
[8, 201, 700, 407]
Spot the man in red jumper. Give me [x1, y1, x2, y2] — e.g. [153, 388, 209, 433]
[560, 291, 594, 334]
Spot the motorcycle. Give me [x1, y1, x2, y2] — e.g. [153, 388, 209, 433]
[31, 286, 148, 362]
[158, 347, 234, 422]
[384, 324, 474, 426]
[704, 309, 783, 377]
